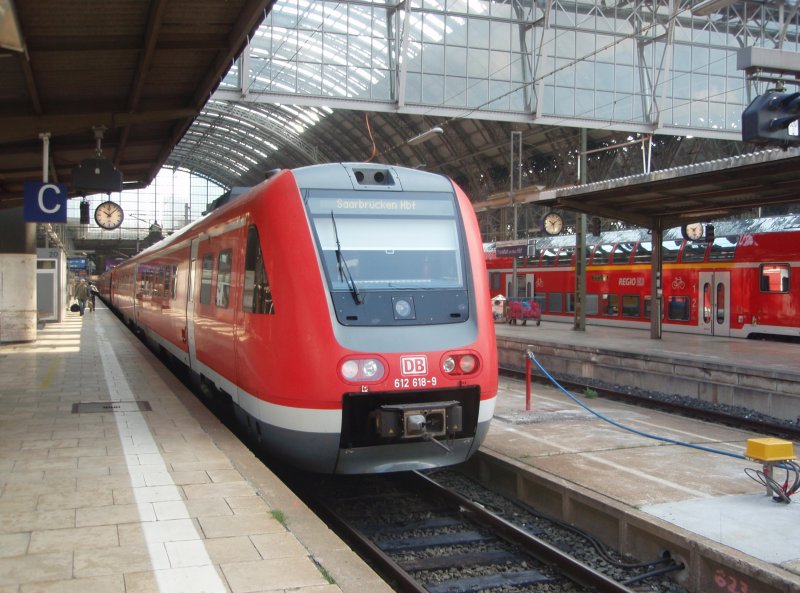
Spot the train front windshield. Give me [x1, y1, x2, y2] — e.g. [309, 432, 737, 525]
[306, 191, 465, 292]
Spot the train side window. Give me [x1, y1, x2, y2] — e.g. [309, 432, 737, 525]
[760, 263, 790, 293]
[633, 241, 651, 264]
[171, 265, 178, 300]
[585, 294, 599, 315]
[708, 235, 738, 261]
[662, 240, 681, 263]
[557, 246, 575, 265]
[612, 242, 634, 264]
[622, 295, 640, 318]
[541, 247, 558, 267]
[489, 272, 501, 291]
[200, 254, 214, 305]
[162, 265, 171, 299]
[216, 250, 232, 308]
[243, 225, 274, 314]
[644, 295, 651, 319]
[681, 241, 707, 262]
[602, 293, 619, 316]
[667, 295, 690, 321]
[548, 292, 563, 313]
[592, 243, 614, 265]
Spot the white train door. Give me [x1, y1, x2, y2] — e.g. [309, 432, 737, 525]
[699, 271, 731, 336]
[505, 273, 534, 298]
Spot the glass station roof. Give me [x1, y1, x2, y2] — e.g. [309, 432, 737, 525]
[168, 0, 800, 197]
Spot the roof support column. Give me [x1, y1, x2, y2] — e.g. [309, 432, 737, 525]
[573, 129, 587, 333]
[650, 222, 663, 339]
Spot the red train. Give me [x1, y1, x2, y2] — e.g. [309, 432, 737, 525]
[485, 216, 800, 339]
[100, 163, 498, 474]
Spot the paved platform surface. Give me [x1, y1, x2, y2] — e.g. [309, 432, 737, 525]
[0, 305, 391, 593]
[484, 373, 800, 579]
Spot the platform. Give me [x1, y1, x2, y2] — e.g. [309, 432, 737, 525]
[0, 305, 392, 593]
[477, 373, 800, 591]
[495, 320, 800, 423]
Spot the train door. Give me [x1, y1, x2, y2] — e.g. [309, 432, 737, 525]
[186, 238, 199, 367]
[698, 271, 731, 336]
[505, 273, 534, 298]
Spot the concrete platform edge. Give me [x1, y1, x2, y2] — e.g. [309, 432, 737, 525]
[463, 448, 799, 593]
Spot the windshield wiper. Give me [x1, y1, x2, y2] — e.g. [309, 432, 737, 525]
[330, 212, 363, 305]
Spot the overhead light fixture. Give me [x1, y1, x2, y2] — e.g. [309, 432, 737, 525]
[0, 0, 24, 52]
[407, 127, 444, 146]
[691, 0, 737, 17]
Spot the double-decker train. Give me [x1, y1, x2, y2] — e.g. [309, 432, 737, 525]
[100, 163, 498, 474]
[485, 216, 800, 340]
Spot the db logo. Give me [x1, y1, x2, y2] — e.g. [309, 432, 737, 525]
[400, 355, 428, 376]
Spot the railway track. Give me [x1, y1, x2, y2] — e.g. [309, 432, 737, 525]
[502, 366, 800, 442]
[294, 470, 682, 593]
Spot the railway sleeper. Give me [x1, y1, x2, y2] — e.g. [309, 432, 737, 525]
[401, 549, 519, 571]
[376, 530, 494, 552]
[424, 570, 558, 593]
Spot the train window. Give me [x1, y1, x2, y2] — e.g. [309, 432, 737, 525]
[548, 292, 563, 313]
[533, 294, 546, 314]
[667, 296, 690, 321]
[633, 241, 651, 264]
[716, 282, 725, 324]
[681, 241, 707, 262]
[591, 243, 614, 265]
[200, 254, 213, 305]
[162, 265, 171, 299]
[760, 263, 790, 293]
[708, 236, 738, 261]
[216, 250, 232, 308]
[541, 247, 558, 267]
[703, 282, 711, 323]
[490, 272, 501, 291]
[585, 294, 599, 315]
[622, 295, 640, 318]
[307, 191, 464, 292]
[171, 265, 178, 300]
[662, 240, 681, 263]
[644, 295, 652, 319]
[557, 246, 575, 265]
[565, 292, 575, 313]
[243, 225, 274, 314]
[602, 294, 619, 316]
[612, 242, 634, 264]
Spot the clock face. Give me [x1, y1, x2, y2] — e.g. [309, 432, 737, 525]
[682, 222, 704, 241]
[94, 201, 124, 230]
[542, 212, 563, 236]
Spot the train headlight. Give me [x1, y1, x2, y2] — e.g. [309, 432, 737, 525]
[339, 357, 386, 383]
[459, 355, 476, 373]
[441, 352, 480, 376]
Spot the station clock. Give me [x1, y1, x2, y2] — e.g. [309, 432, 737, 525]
[541, 211, 564, 236]
[681, 222, 704, 241]
[94, 200, 124, 230]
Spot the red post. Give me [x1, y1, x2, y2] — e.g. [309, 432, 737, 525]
[525, 353, 532, 411]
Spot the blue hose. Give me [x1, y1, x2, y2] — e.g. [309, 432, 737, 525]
[526, 350, 748, 461]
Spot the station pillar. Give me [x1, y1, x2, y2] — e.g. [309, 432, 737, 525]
[0, 208, 38, 343]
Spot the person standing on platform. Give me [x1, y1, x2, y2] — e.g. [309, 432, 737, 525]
[75, 279, 91, 317]
[88, 282, 99, 313]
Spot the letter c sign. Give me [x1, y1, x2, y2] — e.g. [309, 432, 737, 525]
[24, 181, 68, 223]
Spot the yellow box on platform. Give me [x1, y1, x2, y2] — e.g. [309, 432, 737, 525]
[746, 438, 795, 462]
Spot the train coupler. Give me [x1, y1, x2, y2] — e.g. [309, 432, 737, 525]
[375, 400, 462, 442]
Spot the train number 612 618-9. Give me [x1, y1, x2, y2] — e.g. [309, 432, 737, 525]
[395, 377, 438, 389]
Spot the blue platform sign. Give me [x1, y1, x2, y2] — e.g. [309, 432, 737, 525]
[24, 181, 68, 223]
